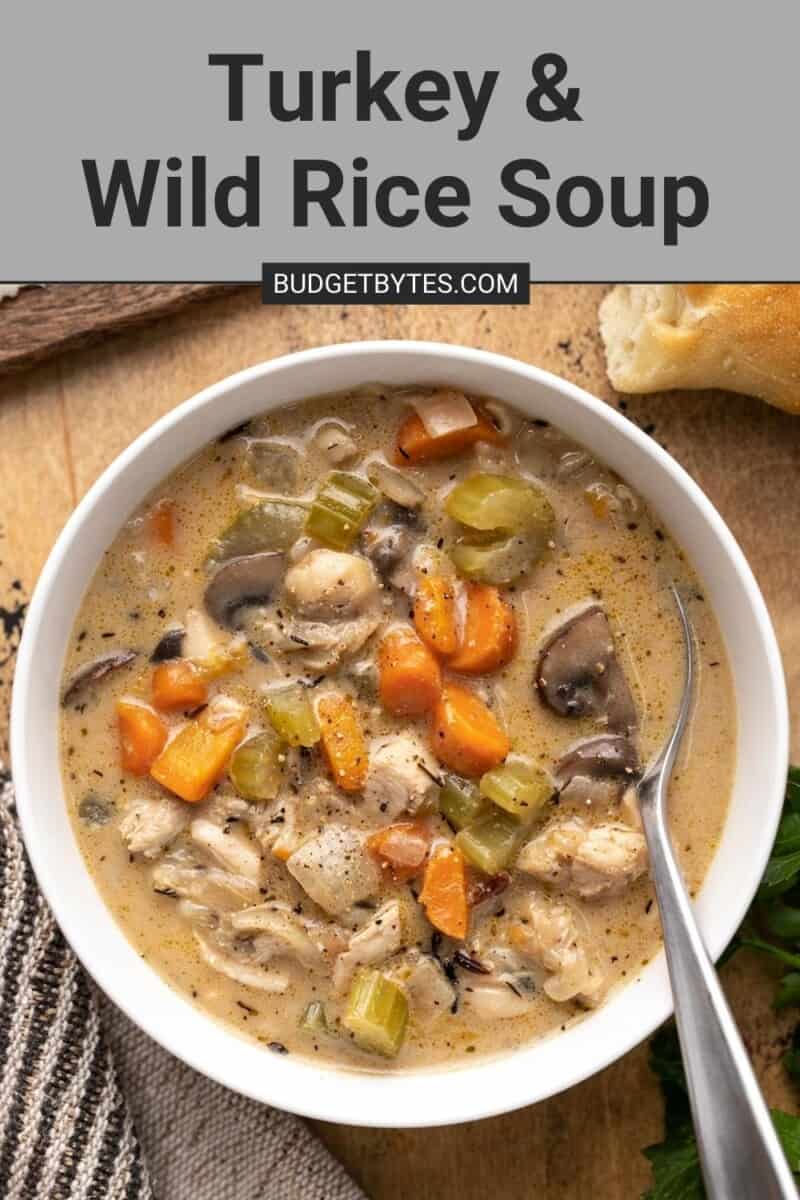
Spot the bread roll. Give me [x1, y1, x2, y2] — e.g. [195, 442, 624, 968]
[598, 284, 800, 415]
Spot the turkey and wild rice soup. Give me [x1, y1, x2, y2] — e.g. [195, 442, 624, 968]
[60, 386, 735, 1070]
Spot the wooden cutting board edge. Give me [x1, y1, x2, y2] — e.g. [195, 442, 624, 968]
[0, 283, 256, 375]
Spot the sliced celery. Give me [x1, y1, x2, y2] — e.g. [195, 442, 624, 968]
[343, 969, 408, 1057]
[447, 474, 553, 534]
[305, 472, 377, 550]
[207, 499, 307, 563]
[300, 1001, 333, 1038]
[455, 810, 524, 875]
[480, 761, 552, 822]
[229, 731, 286, 801]
[439, 777, 490, 831]
[265, 685, 320, 748]
[451, 532, 538, 586]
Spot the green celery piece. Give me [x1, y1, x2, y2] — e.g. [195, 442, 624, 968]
[446, 473, 554, 536]
[480, 761, 552, 822]
[300, 1001, 333, 1038]
[455, 810, 523, 875]
[343, 969, 408, 1057]
[439, 777, 489, 831]
[207, 499, 307, 563]
[451, 531, 543, 586]
[265, 686, 320, 748]
[305, 472, 377, 550]
[229, 731, 286, 801]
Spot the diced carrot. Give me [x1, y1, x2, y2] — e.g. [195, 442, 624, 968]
[148, 498, 175, 546]
[150, 704, 246, 803]
[378, 627, 442, 716]
[413, 575, 458, 658]
[430, 683, 511, 777]
[394, 405, 505, 465]
[449, 584, 516, 674]
[151, 660, 208, 711]
[317, 692, 368, 793]
[117, 700, 168, 775]
[419, 844, 469, 939]
[367, 821, 432, 882]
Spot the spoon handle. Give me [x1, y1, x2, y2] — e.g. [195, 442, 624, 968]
[641, 796, 797, 1200]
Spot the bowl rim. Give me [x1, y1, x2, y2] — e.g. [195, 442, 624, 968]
[10, 339, 789, 1127]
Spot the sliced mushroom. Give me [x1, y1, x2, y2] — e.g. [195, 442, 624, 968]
[204, 552, 284, 630]
[62, 649, 137, 705]
[535, 606, 637, 734]
[150, 627, 185, 663]
[361, 525, 412, 578]
[555, 735, 639, 789]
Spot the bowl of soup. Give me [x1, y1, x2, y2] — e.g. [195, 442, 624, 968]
[11, 341, 787, 1126]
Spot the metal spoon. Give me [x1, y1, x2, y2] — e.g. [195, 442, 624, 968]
[637, 585, 796, 1200]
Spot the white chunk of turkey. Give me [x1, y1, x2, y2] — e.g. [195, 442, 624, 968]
[388, 950, 456, 1019]
[286, 550, 379, 620]
[333, 900, 403, 995]
[363, 732, 440, 821]
[260, 549, 383, 672]
[513, 894, 605, 1007]
[120, 795, 189, 859]
[286, 825, 382, 917]
[194, 933, 289, 994]
[230, 901, 346, 968]
[518, 818, 648, 900]
[190, 818, 263, 885]
[152, 859, 260, 909]
[461, 978, 534, 1021]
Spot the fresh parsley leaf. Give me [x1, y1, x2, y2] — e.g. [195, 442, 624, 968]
[642, 1123, 704, 1200]
[774, 812, 800, 856]
[787, 767, 800, 814]
[760, 900, 800, 943]
[738, 936, 800, 972]
[775, 974, 800, 1012]
[643, 769, 800, 1197]
[759, 851, 800, 900]
[773, 1109, 800, 1171]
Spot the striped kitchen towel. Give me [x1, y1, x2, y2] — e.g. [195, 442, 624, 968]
[0, 768, 366, 1200]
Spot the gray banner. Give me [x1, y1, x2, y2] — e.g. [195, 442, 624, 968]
[0, 0, 795, 282]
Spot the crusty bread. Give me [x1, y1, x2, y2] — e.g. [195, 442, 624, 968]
[598, 284, 800, 415]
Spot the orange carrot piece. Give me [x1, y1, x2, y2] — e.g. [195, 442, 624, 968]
[317, 692, 369, 793]
[150, 706, 246, 803]
[430, 683, 511, 777]
[419, 844, 469, 939]
[378, 627, 442, 716]
[151, 660, 208, 711]
[413, 575, 458, 658]
[449, 584, 516, 674]
[148, 498, 175, 546]
[394, 405, 505, 465]
[367, 821, 432, 882]
[117, 700, 168, 776]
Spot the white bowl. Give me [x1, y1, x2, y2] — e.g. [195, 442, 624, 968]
[11, 341, 788, 1128]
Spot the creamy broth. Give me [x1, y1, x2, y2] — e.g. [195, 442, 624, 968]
[60, 387, 736, 1071]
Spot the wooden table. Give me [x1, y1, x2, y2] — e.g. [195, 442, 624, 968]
[1, 285, 798, 1199]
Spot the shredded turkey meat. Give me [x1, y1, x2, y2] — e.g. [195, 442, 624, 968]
[517, 818, 648, 899]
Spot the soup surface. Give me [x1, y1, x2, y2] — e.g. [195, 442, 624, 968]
[61, 386, 736, 1071]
